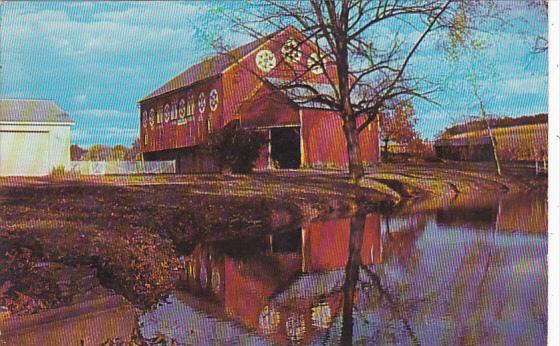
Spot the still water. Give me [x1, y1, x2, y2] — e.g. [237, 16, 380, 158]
[0, 192, 547, 345]
[140, 191, 547, 345]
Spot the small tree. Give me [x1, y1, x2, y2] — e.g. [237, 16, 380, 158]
[70, 144, 86, 161]
[379, 99, 418, 160]
[84, 144, 110, 161]
[110, 145, 128, 161]
[125, 138, 141, 161]
[207, 125, 268, 174]
[469, 77, 501, 176]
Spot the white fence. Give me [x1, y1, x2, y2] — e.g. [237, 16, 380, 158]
[69, 161, 176, 175]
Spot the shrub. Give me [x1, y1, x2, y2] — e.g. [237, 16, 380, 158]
[50, 165, 66, 176]
[206, 125, 268, 173]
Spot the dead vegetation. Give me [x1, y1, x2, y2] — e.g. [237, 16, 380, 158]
[0, 163, 545, 316]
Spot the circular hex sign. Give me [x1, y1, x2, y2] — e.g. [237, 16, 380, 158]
[164, 103, 171, 122]
[142, 110, 148, 128]
[307, 52, 324, 75]
[178, 98, 186, 119]
[209, 89, 218, 112]
[281, 38, 302, 63]
[198, 92, 206, 114]
[149, 108, 155, 128]
[256, 49, 277, 73]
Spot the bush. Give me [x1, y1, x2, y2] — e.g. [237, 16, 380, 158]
[50, 165, 66, 176]
[206, 125, 268, 173]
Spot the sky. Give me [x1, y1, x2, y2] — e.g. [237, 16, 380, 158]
[0, 1, 547, 147]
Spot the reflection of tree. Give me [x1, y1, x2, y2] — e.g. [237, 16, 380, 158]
[340, 213, 366, 345]
[339, 212, 420, 345]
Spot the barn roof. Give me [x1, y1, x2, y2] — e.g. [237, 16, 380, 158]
[139, 31, 279, 102]
[434, 136, 492, 146]
[0, 99, 74, 124]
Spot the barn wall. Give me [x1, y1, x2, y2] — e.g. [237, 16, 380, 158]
[253, 129, 271, 170]
[140, 76, 223, 154]
[222, 27, 341, 126]
[302, 214, 381, 273]
[143, 146, 219, 174]
[300, 109, 379, 167]
[238, 84, 300, 128]
[435, 144, 494, 161]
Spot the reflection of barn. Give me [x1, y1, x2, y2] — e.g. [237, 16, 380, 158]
[170, 215, 382, 344]
[434, 136, 493, 161]
[139, 26, 379, 173]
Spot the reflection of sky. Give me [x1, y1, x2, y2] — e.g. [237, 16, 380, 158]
[139, 293, 268, 345]
[352, 219, 547, 345]
[140, 192, 547, 345]
[1, 2, 547, 145]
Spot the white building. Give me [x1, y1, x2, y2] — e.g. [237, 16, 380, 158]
[0, 99, 74, 176]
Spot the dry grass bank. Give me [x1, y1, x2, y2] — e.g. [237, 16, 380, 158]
[0, 162, 545, 315]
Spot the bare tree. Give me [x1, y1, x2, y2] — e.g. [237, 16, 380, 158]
[221, 0, 498, 182]
[471, 84, 502, 176]
[528, 0, 548, 53]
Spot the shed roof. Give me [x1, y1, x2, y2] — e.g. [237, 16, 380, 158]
[139, 31, 278, 102]
[0, 99, 74, 124]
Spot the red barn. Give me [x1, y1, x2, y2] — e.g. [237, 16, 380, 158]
[139, 26, 379, 173]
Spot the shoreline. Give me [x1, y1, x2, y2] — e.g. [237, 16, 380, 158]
[0, 162, 547, 317]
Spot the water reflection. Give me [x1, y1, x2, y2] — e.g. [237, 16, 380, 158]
[140, 191, 546, 345]
[1, 191, 545, 345]
[0, 293, 136, 345]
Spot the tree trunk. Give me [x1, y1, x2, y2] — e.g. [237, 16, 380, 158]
[343, 117, 364, 182]
[486, 122, 502, 176]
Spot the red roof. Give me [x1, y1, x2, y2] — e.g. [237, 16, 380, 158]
[139, 32, 279, 102]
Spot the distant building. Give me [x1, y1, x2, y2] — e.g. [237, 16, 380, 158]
[0, 99, 74, 176]
[435, 136, 494, 161]
[435, 114, 547, 162]
[139, 26, 379, 173]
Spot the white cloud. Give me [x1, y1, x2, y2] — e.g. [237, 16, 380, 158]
[504, 76, 547, 95]
[73, 94, 87, 105]
[74, 109, 130, 118]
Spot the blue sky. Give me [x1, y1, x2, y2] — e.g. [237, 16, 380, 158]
[0, 1, 547, 147]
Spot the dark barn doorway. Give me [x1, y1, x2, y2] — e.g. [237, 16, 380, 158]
[270, 127, 301, 169]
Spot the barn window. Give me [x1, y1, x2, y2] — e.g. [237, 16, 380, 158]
[156, 108, 163, 124]
[164, 103, 171, 123]
[178, 98, 186, 120]
[142, 110, 148, 128]
[171, 103, 178, 120]
[187, 97, 195, 121]
[149, 108, 155, 128]
[144, 133, 148, 145]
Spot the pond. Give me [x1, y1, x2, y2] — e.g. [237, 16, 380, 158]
[0, 191, 547, 345]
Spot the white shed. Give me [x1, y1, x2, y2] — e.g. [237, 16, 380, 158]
[0, 99, 74, 176]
